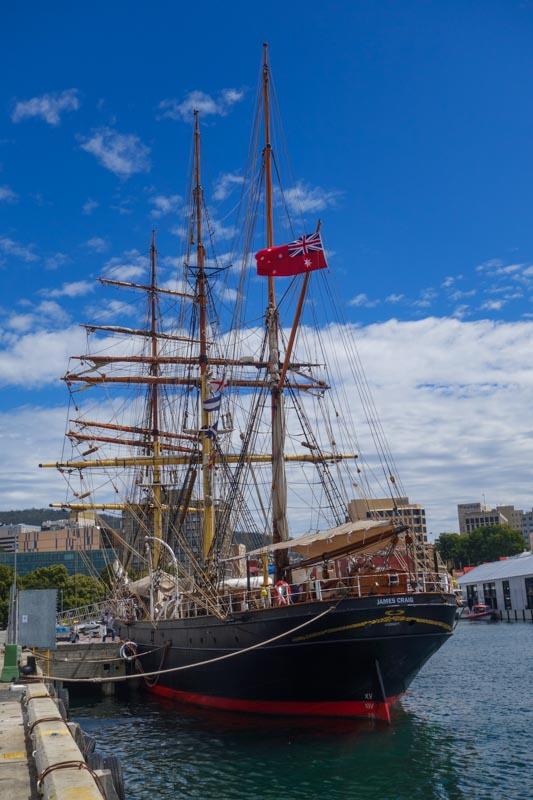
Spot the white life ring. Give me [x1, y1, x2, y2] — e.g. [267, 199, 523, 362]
[119, 641, 137, 662]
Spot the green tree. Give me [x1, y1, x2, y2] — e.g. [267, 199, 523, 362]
[472, 524, 524, 562]
[0, 564, 14, 628]
[19, 564, 70, 592]
[435, 524, 524, 568]
[434, 533, 465, 567]
[64, 574, 107, 610]
[18, 565, 107, 612]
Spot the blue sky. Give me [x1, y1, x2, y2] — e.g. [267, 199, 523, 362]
[2, 0, 533, 537]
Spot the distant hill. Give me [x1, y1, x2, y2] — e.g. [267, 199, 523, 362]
[0, 508, 119, 529]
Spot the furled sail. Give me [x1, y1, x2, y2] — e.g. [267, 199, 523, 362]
[244, 519, 403, 563]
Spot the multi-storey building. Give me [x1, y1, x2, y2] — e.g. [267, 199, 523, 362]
[0, 513, 116, 577]
[457, 502, 529, 548]
[0, 524, 40, 552]
[347, 496, 427, 542]
[520, 510, 533, 550]
[457, 503, 522, 534]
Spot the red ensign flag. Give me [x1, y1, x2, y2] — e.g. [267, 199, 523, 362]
[255, 232, 328, 277]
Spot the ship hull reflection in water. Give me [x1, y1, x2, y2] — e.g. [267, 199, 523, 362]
[71, 624, 531, 800]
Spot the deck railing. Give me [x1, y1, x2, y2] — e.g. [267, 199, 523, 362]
[60, 570, 454, 626]
[126, 569, 453, 622]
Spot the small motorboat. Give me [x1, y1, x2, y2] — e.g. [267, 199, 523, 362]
[465, 603, 499, 622]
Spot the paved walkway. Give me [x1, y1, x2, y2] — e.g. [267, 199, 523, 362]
[0, 631, 37, 799]
[0, 631, 117, 800]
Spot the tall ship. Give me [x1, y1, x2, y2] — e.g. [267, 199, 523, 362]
[41, 47, 457, 722]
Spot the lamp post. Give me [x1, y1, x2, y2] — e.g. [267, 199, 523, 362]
[9, 535, 18, 645]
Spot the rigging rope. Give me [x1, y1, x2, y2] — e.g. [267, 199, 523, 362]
[40, 604, 336, 684]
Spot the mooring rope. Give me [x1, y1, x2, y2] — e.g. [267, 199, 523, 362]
[31, 643, 165, 664]
[40, 604, 336, 684]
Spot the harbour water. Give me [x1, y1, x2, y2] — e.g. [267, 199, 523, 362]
[71, 621, 532, 800]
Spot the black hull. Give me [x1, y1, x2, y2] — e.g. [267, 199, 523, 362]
[117, 593, 456, 721]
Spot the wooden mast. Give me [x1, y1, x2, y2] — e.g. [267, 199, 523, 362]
[194, 109, 216, 561]
[149, 230, 163, 568]
[263, 43, 290, 579]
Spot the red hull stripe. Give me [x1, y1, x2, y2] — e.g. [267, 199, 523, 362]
[148, 685, 401, 722]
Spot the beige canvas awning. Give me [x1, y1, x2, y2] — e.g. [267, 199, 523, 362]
[244, 519, 402, 563]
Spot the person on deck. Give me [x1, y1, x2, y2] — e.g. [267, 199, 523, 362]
[102, 610, 116, 642]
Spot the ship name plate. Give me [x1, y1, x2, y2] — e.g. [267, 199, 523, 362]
[376, 596, 414, 605]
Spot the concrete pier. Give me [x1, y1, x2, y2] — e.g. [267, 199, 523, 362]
[34, 640, 126, 690]
[0, 679, 36, 798]
[0, 632, 123, 800]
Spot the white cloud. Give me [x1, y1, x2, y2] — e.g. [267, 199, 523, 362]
[86, 237, 109, 253]
[0, 237, 38, 262]
[44, 252, 68, 270]
[5, 311, 533, 538]
[349, 293, 379, 308]
[216, 285, 239, 303]
[450, 289, 476, 302]
[160, 256, 182, 270]
[213, 173, 244, 201]
[385, 293, 404, 304]
[0, 325, 85, 386]
[4, 313, 35, 333]
[0, 185, 18, 203]
[159, 276, 190, 294]
[169, 224, 188, 238]
[158, 88, 244, 121]
[476, 258, 533, 283]
[79, 128, 151, 177]
[452, 304, 471, 319]
[6, 301, 70, 333]
[43, 280, 96, 299]
[481, 300, 505, 311]
[313, 316, 533, 534]
[209, 219, 235, 240]
[487, 285, 514, 294]
[412, 288, 437, 309]
[85, 298, 136, 321]
[11, 89, 80, 126]
[103, 249, 148, 281]
[283, 181, 341, 214]
[221, 89, 243, 105]
[476, 259, 503, 272]
[149, 194, 181, 218]
[495, 263, 524, 275]
[111, 197, 135, 215]
[82, 199, 99, 215]
[0, 406, 73, 508]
